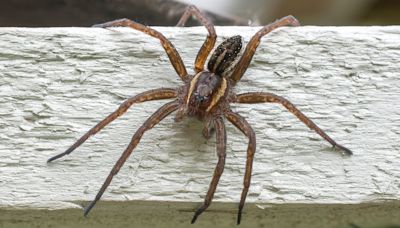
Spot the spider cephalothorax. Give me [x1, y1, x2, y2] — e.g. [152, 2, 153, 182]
[48, 5, 352, 225]
[184, 71, 228, 117]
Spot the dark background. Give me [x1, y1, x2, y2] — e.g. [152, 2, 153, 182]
[0, 0, 399, 27]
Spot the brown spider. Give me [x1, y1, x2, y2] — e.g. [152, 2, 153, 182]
[47, 5, 352, 224]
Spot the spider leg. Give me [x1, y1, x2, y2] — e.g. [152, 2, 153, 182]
[236, 92, 353, 155]
[93, 19, 188, 80]
[84, 100, 179, 216]
[176, 5, 217, 73]
[224, 110, 256, 225]
[230, 16, 300, 85]
[47, 88, 177, 163]
[191, 116, 226, 224]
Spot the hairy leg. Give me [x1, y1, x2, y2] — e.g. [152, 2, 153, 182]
[191, 116, 226, 223]
[176, 5, 217, 73]
[93, 19, 188, 80]
[236, 92, 352, 155]
[84, 100, 179, 216]
[47, 88, 177, 162]
[225, 110, 256, 225]
[230, 16, 300, 84]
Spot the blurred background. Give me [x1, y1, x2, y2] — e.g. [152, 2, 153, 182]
[0, 0, 399, 27]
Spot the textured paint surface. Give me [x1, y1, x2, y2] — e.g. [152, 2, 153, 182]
[0, 26, 400, 214]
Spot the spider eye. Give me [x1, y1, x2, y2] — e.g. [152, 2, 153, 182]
[207, 35, 243, 77]
[195, 95, 208, 102]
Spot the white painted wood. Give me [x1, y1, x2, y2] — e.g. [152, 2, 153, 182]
[0, 26, 399, 213]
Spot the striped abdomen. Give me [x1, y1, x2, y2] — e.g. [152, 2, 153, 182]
[207, 35, 243, 78]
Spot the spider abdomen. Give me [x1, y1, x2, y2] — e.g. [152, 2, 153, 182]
[207, 35, 243, 78]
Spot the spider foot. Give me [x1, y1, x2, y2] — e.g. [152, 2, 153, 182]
[334, 144, 353, 156]
[91, 22, 109, 28]
[285, 15, 301, 27]
[191, 205, 207, 224]
[237, 207, 243, 225]
[83, 200, 97, 217]
[91, 18, 129, 28]
[47, 153, 64, 163]
[191, 214, 199, 224]
[47, 147, 75, 163]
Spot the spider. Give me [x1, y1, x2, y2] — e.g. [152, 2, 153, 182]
[47, 5, 352, 224]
